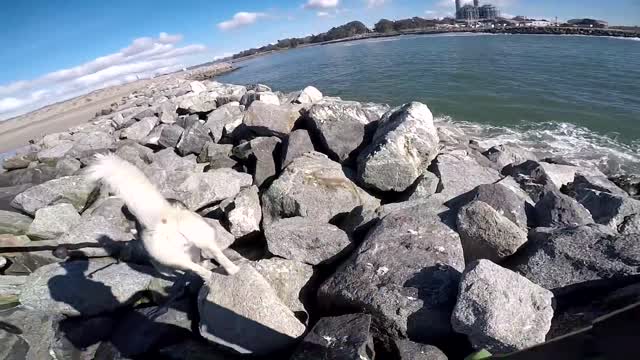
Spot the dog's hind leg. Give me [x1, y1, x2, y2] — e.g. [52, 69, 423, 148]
[200, 242, 240, 275]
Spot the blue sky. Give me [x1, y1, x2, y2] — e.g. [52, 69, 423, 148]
[1, 0, 638, 119]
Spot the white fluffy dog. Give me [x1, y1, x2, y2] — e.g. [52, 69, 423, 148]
[87, 154, 239, 279]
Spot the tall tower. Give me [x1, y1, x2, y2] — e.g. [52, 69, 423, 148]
[455, 0, 461, 17]
[474, 0, 479, 7]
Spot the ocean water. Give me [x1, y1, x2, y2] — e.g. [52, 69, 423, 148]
[218, 33, 640, 174]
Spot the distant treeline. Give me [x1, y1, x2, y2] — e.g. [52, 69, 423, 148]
[373, 17, 454, 33]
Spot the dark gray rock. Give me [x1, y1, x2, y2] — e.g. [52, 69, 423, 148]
[407, 171, 440, 201]
[121, 116, 158, 142]
[610, 174, 640, 199]
[200, 143, 237, 169]
[242, 101, 301, 137]
[0, 209, 32, 235]
[282, 129, 315, 168]
[11, 175, 98, 215]
[460, 183, 529, 228]
[205, 101, 244, 141]
[483, 144, 537, 169]
[567, 174, 627, 197]
[197, 264, 305, 355]
[535, 191, 593, 227]
[290, 314, 374, 360]
[456, 201, 528, 263]
[0, 306, 56, 360]
[432, 151, 502, 201]
[232, 137, 281, 187]
[395, 339, 448, 360]
[575, 189, 640, 228]
[142, 124, 165, 146]
[158, 124, 184, 148]
[176, 114, 200, 129]
[618, 213, 640, 235]
[252, 258, 313, 315]
[223, 186, 261, 238]
[506, 224, 640, 291]
[19, 259, 155, 316]
[357, 102, 439, 192]
[176, 121, 211, 156]
[318, 200, 465, 343]
[508, 160, 578, 190]
[133, 107, 156, 120]
[452, 260, 554, 354]
[27, 203, 81, 240]
[264, 217, 351, 265]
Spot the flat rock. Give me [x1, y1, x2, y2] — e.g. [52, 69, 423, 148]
[57, 215, 133, 256]
[261, 152, 379, 226]
[452, 260, 554, 354]
[178, 92, 217, 113]
[290, 314, 374, 360]
[205, 102, 244, 141]
[121, 116, 158, 142]
[70, 131, 115, 153]
[174, 168, 252, 210]
[456, 201, 528, 263]
[252, 258, 313, 315]
[0, 209, 32, 235]
[432, 151, 502, 201]
[19, 259, 155, 316]
[223, 186, 261, 238]
[197, 264, 306, 355]
[282, 129, 315, 168]
[534, 190, 593, 227]
[11, 175, 98, 215]
[575, 189, 640, 228]
[176, 121, 211, 156]
[27, 203, 81, 240]
[357, 102, 439, 192]
[37, 142, 74, 164]
[318, 200, 465, 343]
[395, 339, 448, 360]
[264, 217, 351, 265]
[242, 101, 301, 137]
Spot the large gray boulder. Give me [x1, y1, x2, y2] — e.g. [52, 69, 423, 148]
[197, 264, 305, 355]
[318, 200, 465, 343]
[121, 117, 158, 142]
[395, 340, 448, 360]
[57, 215, 133, 256]
[0, 164, 58, 188]
[19, 259, 155, 316]
[357, 102, 439, 192]
[575, 189, 640, 228]
[294, 86, 323, 104]
[223, 185, 262, 238]
[148, 148, 197, 172]
[261, 152, 379, 226]
[290, 314, 374, 360]
[37, 142, 74, 164]
[176, 121, 211, 156]
[158, 124, 184, 148]
[252, 258, 313, 315]
[173, 169, 252, 210]
[534, 190, 593, 227]
[200, 143, 237, 169]
[70, 131, 115, 153]
[11, 175, 98, 215]
[483, 144, 537, 169]
[264, 217, 351, 265]
[2, 152, 37, 170]
[205, 101, 244, 141]
[0, 306, 56, 360]
[0, 210, 32, 235]
[566, 173, 628, 197]
[432, 151, 502, 201]
[457, 183, 529, 228]
[282, 129, 315, 168]
[509, 160, 579, 190]
[306, 99, 386, 162]
[178, 92, 217, 113]
[232, 137, 281, 187]
[84, 196, 131, 232]
[242, 101, 301, 137]
[407, 171, 440, 201]
[451, 260, 554, 354]
[27, 203, 81, 240]
[456, 201, 528, 263]
[506, 224, 640, 291]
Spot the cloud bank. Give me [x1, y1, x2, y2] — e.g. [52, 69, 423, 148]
[218, 12, 266, 31]
[0, 32, 206, 120]
[304, 0, 340, 10]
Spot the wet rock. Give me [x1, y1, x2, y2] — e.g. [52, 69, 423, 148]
[223, 186, 261, 238]
[0, 306, 56, 360]
[535, 190, 593, 227]
[27, 203, 81, 240]
[243, 101, 301, 137]
[232, 137, 281, 187]
[252, 258, 313, 315]
[395, 339, 448, 360]
[176, 121, 211, 156]
[121, 117, 158, 142]
[197, 264, 305, 355]
[483, 144, 537, 169]
[205, 101, 244, 141]
[575, 189, 640, 228]
[173, 168, 252, 210]
[19, 259, 155, 316]
[282, 129, 315, 168]
[290, 314, 374, 360]
[357, 102, 439, 192]
[0, 210, 32, 235]
[452, 260, 554, 354]
[456, 201, 528, 263]
[432, 151, 502, 201]
[264, 217, 351, 265]
[261, 152, 379, 226]
[11, 175, 98, 215]
[318, 200, 464, 343]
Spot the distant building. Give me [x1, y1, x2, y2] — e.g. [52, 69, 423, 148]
[456, 1, 499, 21]
[567, 18, 608, 28]
[527, 20, 553, 27]
[478, 4, 499, 20]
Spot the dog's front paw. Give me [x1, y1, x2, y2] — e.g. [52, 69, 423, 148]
[225, 263, 240, 276]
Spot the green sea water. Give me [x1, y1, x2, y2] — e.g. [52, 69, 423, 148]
[218, 33, 640, 173]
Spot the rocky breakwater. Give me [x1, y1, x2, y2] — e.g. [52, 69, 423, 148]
[0, 77, 639, 359]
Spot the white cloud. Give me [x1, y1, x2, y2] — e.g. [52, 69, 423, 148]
[0, 33, 206, 120]
[365, 0, 388, 7]
[213, 52, 233, 61]
[217, 12, 266, 31]
[317, 11, 331, 17]
[304, 0, 339, 10]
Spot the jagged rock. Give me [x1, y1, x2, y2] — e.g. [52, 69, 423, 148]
[232, 137, 281, 187]
[318, 200, 465, 343]
[0, 210, 32, 235]
[282, 129, 315, 168]
[566, 174, 627, 197]
[252, 258, 313, 315]
[456, 201, 528, 263]
[223, 186, 261, 238]
[37, 142, 74, 164]
[197, 264, 305, 355]
[0, 306, 56, 360]
[432, 151, 502, 201]
[176, 121, 211, 156]
[261, 152, 379, 226]
[255, 91, 280, 105]
[575, 189, 640, 228]
[176, 114, 200, 129]
[509, 160, 578, 190]
[483, 144, 537, 169]
[452, 260, 554, 354]
[395, 340, 448, 360]
[55, 156, 82, 176]
[247, 84, 271, 92]
[618, 213, 640, 234]
[178, 92, 217, 113]
[84, 197, 131, 231]
[70, 131, 115, 153]
[0, 164, 58, 187]
[407, 171, 440, 201]
[357, 102, 439, 192]
[19, 259, 155, 316]
[27, 203, 81, 240]
[199, 143, 237, 169]
[157, 101, 178, 124]
[121, 116, 158, 142]
[142, 123, 164, 145]
[290, 314, 374, 360]
[190, 81, 207, 94]
[11, 175, 98, 215]
[148, 148, 197, 172]
[205, 102, 244, 141]
[133, 107, 156, 120]
[173, 168, 252, 210]
[114, 143, 151, 169]
[294, 86, 323, 104]
[610, 174, 640, 199]
[306, 100, 385, 162]
[2, 152, 37, 170]
[203, 218, 235, 250]
[242, 101, 301, 137]
[264, 217, 351, 265]
[56, 214, 132, 256]
[506, 224, 640, 291]
[535, 190, 593, 227]
[460, 183, 529, 228]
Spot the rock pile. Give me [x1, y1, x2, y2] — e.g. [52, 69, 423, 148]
[1, 78, 639, 359]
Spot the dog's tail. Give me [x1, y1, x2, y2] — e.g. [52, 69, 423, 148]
[87, 154, 168, 228]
